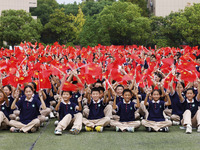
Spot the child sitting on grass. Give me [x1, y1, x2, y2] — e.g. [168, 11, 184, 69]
[177, 79, 200, 134]
[142, 89, 172, 132]
[54, 91, 82, 135]
[111, 88, 141, 132]
[82, 87, 111, 132]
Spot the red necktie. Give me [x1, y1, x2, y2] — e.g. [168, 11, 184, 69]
[27, 102, 29, 108]
[66, 105, 68, 112]
[126, 104, 127, 112]
[95, 103, 97, 110]
[154, 103, 156, 109]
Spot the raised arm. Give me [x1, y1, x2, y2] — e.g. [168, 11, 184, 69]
[39, 90, 47, 110]
[132, 87, 140, 108]
[165, 90, 171, 106]
[55, 96, 62, 111]
[177, 82, 184, 103]
[144, 88, 151, 106]
[112, 92, 117, 110]
[76, 96, 83, 111]
[11, 90, 20, 110]
[196, 78, 200, 101]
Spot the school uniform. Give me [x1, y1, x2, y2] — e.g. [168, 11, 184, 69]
[56, 101, 82, 131]
[142, 100, 172, 131]
[110, 100, 140, 131]
[167, 91, 185, 121]
[82, 99, 110, 128]
[111, 96, 124, 121]
[0, 102, 11, 129]
[181, 97, 200, 127]
[9, 96, 41, 132]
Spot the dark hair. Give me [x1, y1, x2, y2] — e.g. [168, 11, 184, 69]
[115, 85, 124, 91]
[151, 89, 162, 95]
[196, 55, 200, 60]
[185, 88, 195, 94]
[30, 82, 37, 92]
[91, 87, 100, 94]
[154, 72, 163, 81]
[94, 80, 102, 87]
[123, 89, 132, 95]
[24, 85, 34, 92]
[151, 54, 156, 59]
[176, 82, 185, 88]
[98, 87, 105, 92]
[3, 85, 12, 93]
[61, 91, 73, 96]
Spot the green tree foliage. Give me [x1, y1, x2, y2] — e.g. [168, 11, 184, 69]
[171, 4, 200, 46]
[96, 1, 151, 45]
[74, 7, 86, 44]
[81, 1, 113, 16]
[44, 8, 77, 45]
[30, 0, 59, 25]
[59, 2, 79, 16]
[120, 0, 149, 17]
[0, 10, 43, 47]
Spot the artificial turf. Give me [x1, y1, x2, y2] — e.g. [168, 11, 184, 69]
[0, 119, 200, 150]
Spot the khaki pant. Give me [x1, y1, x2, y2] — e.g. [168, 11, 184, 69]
[0, 111, 10, 129]
[38, 108, 51, 123]
[83, 117, 110, 128]
[9, 118, 40, 133]
[141, 119, 172, 131]
[138, 101, 149, 119]
[182, 109, 200, 127]
[110, 120, 140, 131]
[164, 109, 172, 117]
[56, 113, 83, 131]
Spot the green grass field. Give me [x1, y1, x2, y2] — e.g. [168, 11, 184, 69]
[0, 119, 200, 150]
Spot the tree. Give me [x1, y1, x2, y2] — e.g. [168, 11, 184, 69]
[171, 4, 200, 46]
[30, 0, 59, 25]
[59, 2, 79, 16]
[81, 0, 113, 16]
[95, 1, 151, 46]
[74, 7, 86, 44]
[120, 0, 149, 17]
[0, 10, 43, 48]
[44, 8, 77, 45]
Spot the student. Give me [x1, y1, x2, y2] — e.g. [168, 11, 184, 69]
[177, 80, 200, 134]
[54, 91, 82, 135]
[82, 87, 110, 132]
[142, 89, 172, 132]
[111, 89, 141, 132]
[9, 85, 46, 133]
[168, 81, 185, 125]
[0, 89, 10, 130]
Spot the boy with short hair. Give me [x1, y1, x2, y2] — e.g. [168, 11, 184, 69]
[54, 91, 82, 135]
[82, 87, 110, 132]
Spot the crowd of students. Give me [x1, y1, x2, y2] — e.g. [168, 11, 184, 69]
[0, 42, 200, 135]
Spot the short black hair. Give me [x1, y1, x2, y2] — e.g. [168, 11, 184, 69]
[61, 91, 73, 96]
[185, 88, 195, 94]
[196, 55, 200, 60]
[115, 85, 124, 91]
[91, 87, 100, 94]
[123, 89, 132, 95]
[94, 80, 102, 87]
[98, 87, 105, 92]
[176, 82, 185, 88]
[151, 54, 156, 59]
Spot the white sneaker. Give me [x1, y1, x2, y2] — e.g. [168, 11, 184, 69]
[45, 116, 49, 122]
[116, 126, 119, 132]
[54, 120, 59, 127]
[54, 129, 62, 135]
[172, 121, 180, 126]
[186, 125, 192, 134]
[127, 127, 135, 133]
[50, 112, 55, 119]
[197, 126, 200, 133]
[16, 116, 20, 121]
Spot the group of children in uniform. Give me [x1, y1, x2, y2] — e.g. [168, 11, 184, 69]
[0, 44, 200, 136]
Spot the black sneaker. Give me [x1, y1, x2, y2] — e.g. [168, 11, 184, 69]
[146, 127, 152, 132]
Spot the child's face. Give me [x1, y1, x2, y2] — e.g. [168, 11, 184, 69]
[91, 91, 100, 101]
[152, 91, 160, 101]
[3, 87, 11, 96]
[99, 90, 104, 99]
[154, 75, 160, 82]
[62, 92, 71, 101]
[186, 90, 195, 100]
[25, 87, 34, 100]
[196, 58, 200, 65]
[116, 87, 123, 96]
[176, 84, 184, 93]
[123, 92, 132, 103]
[94, 83, 101, 88]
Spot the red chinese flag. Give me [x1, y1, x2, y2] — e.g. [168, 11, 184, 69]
[39, 78, 51, 89]
[62, 82, 77, 91]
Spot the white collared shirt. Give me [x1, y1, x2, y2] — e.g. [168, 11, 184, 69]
[186, 99, 194, 103]
[152, 100, 160, 104]
[93, 99, 101, 104]
[123, 99, 131, 104]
